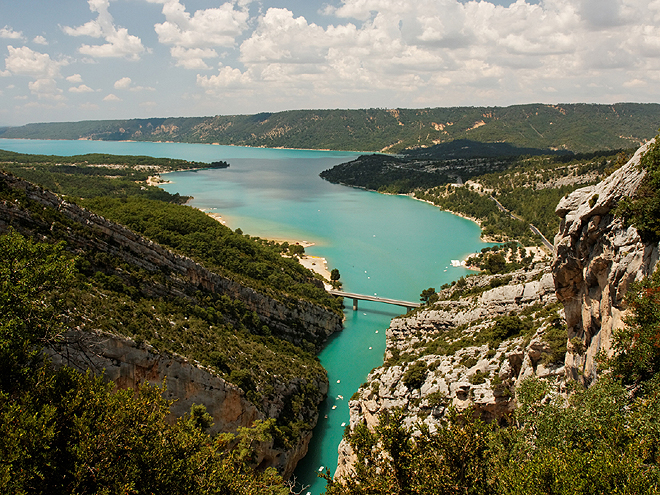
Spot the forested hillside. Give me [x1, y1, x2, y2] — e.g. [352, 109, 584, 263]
[322, 149, 630, 245]
[2, 103, 659, 153]
[0, 150, 346, 492]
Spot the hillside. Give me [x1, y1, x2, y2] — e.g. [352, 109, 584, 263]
[1, 103, 659, 153]
[321, 148, 630, 246]
[0, 150, 346, 481]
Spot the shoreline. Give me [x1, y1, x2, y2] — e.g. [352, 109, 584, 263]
[409, 195, 505, 243]
[201, 208, 332, 284]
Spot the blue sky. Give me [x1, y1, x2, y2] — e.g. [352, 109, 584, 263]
[0, 0, 657, 125]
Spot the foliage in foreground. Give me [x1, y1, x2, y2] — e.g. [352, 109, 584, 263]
[0, 229, 288, 495]
[324, 270, 660, 495]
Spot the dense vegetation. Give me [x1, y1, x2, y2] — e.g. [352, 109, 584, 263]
[323, 271, 660, 495]
[617, 137, 660, 243]
[324, 148, 629, 245]
[2, 103, 659, 153]
[0, 231, 290, 494]
[464, 242, 537, 274]
[0, 151, 340, 452]
[0, 150, 339, 313]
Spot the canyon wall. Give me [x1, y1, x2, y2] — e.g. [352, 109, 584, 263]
[553, 140, 660, 385]
[0, 170, 342, 478]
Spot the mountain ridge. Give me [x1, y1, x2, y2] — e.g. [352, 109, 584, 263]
[2, 103, 659, 154]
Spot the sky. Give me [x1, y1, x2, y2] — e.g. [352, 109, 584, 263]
[0, 0, 659, 126]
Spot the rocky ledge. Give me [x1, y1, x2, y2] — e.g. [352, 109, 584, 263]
[336, 263, 563, 478]
[553, 140, 660, 385]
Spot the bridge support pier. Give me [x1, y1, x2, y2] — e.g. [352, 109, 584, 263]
[352, 298, 358, 311]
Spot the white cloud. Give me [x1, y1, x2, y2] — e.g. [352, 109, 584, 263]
[170, 46, 218, 69]
[66, 73, 84, 83]
[146, 0, 249, 68]
[5, 46, 65, 79]
[33, 35, 48, 45]
[623, 78, 647, 88]
[69, 84, 95, 93]
[63, 0, 147, 60]
[130, 85, 156, 92]
[0, 26, 25, 40]
[114, 76, 132, 89]
[103, 93, 121, 101]
[197, 65, 252, 90]
[28, 78, 64, 100]
[191, 0, 660, 108]
[113, 76, 155, 91]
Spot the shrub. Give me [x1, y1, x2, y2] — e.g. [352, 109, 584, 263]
[403, 361, 428, 390]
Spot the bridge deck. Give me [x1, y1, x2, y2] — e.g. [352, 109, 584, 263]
[328, 290, 421, 311]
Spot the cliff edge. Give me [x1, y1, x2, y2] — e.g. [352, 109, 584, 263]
[553, 140, 660, 385]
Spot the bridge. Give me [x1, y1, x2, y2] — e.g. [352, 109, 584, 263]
[328, 290, 421, 312]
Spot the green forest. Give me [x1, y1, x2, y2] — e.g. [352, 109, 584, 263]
[323, 149, 630, 245]
[2, 103, 659, 153]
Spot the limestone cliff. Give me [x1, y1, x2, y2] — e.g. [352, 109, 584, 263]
[336, 263, 563, 479]
[336, 138, 660, 481]
[47, 329, 319, 478]
[552, 140, 660, 385]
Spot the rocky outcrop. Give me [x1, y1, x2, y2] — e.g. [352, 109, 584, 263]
[552, 140, 660, 385]
[48, 329, 313, 478]
[0, 171, 342, 347]
[336, 264, 563, 479]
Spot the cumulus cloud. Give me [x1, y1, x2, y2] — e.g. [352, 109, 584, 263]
[4, 46, 67, 100]
[0, 26, 25, 40]
[63, 0, 147, 60]
[33, 35, 48, 45]
[103, 93, 121, 101]
[114, 76, 132, 89]
[146, 0, 249, 69]
[5, 46, 64, 78]
[66, 73, 84, 83]
[193, 0, 660, 108]
[113, 76, 155, 91]
[170, 46, 218, 69]
[28, 78, 64, 100]
[69, 84, 95, 93]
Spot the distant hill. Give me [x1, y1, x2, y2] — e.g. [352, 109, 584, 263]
[2, 103, 659, 153]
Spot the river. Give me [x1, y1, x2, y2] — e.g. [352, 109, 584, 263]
[0, 139, 489, 494]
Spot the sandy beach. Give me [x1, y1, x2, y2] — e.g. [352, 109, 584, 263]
[201, 209, 332, 285]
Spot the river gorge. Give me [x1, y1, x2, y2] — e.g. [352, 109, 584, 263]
[0, 138, 490, 494]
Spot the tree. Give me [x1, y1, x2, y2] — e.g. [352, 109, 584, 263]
[420, 287, 436, 303]
[0, 229, 75, 392]
[330, 268, 341, 289]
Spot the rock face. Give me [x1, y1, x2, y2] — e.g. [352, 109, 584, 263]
[336, 264, 563, 479]
[48, 330, 312, 478]
[0, 171, 342, 478]
[552, 140, 660, 385]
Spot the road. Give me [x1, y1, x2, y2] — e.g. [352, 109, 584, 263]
[489, 195, 554, 251]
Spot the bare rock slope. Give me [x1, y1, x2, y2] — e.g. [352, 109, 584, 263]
[553, 140, 660, 385]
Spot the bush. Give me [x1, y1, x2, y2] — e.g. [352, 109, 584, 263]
[403, 361, 428, 390]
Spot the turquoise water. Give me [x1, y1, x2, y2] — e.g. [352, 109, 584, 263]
[0, 138, 489, 494]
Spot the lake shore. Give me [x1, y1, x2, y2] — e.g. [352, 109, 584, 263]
[201, 209, 332, 284]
